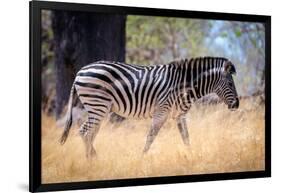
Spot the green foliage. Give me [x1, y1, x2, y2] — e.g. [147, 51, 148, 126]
[126, 16, 210, 64]
[235, 28, 242, 37]
[220, 31, 228, 38]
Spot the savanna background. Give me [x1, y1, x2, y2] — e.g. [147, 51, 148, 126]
[41, 10, 265, 183]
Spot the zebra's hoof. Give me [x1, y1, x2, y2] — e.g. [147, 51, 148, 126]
[86, 148, 97, 159]
[184, 140, 190, 146]
[59, 135, 67, 145]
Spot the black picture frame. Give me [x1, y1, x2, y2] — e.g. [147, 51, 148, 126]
[29, 0, 271, 192]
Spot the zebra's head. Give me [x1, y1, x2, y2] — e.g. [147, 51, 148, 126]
[215, 60, 239, 110]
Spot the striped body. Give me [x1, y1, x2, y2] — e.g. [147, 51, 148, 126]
[60, 57, 239, 158]
[75, 57, 228, 119]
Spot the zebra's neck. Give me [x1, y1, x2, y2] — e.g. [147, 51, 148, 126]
[192, 69, 220, 99]
[174, 57, 225, 108]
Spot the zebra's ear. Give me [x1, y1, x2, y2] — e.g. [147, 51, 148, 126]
[224, 61, 236, 75]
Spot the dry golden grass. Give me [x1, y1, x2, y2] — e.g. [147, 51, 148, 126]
[41, 98, 265, 183]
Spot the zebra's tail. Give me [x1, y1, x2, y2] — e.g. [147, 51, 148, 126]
[60, 83, 77, 145]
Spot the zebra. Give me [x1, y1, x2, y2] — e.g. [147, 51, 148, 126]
[59, 56, 239, 158]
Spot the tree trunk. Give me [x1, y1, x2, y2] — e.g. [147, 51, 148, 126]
[52, 11, 126, 118]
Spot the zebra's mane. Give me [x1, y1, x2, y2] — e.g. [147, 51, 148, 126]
[168, 57, 229, 70]
[95, 57, 230, 71]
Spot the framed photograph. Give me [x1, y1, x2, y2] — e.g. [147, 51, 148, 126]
[30, 0, 271, 192]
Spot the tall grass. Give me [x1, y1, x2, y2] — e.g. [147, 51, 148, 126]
[41, 98, 265, 183]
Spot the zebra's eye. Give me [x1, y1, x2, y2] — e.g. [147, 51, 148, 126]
[229, 82, 233, 87]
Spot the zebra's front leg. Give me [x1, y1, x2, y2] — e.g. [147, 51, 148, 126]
[177, 114, 190, 146]
[143, 113, 168, 153]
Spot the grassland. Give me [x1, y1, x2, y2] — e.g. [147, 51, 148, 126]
[41, 98, 265, 183]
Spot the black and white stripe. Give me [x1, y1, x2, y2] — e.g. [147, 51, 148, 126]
[60, 57, 239, 157]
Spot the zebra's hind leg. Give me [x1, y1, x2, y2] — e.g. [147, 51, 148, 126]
[177, 114, 190, 145]
[143, 112, 168, 153]
[79, 120, 98, 158]
[79, 105, 111, 158]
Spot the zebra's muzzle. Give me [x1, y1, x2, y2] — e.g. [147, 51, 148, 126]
[228, 98, 239, 110]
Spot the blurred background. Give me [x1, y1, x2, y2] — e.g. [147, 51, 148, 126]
[41, 10, 265, 119]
